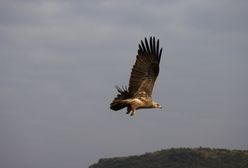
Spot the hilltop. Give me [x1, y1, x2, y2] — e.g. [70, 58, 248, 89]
[89, 147, 248, 168]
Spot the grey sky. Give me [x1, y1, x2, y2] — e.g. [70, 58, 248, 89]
[0, 0, 248, 168]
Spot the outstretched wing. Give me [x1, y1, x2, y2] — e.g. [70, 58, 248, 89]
[128, 37, 162, 98]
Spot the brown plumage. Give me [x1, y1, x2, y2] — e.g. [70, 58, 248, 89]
[110, 37, 163, 116]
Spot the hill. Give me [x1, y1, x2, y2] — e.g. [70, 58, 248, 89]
[89, 147, 248, 168]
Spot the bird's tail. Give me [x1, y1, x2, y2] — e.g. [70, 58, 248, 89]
[110, 86, 130, 111]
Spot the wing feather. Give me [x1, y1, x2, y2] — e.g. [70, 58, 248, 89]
[128, 37, 162, 98]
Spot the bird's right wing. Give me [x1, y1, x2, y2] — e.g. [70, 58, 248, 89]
[128, 37, 162, 98]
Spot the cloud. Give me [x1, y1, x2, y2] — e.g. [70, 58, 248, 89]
[1, 1, 248, 168]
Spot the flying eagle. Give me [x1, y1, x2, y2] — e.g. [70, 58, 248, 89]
[110, 37, 163, 116]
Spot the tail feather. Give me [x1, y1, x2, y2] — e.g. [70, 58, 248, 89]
[110, 86, 130, 111]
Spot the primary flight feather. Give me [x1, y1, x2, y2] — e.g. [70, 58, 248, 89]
[110, 37, 163, 116]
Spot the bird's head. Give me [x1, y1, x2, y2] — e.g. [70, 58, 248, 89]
[152, 101, 162, 109]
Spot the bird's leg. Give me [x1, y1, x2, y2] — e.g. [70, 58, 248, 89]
[127, 104, 137, 116]
[130, 109, 136, 116]
[130, 105, 137, 116]
[126, 106, 131, 115]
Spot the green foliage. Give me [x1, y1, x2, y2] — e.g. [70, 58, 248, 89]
[89, 148, 248, 168]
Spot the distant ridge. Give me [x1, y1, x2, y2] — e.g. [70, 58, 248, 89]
[89, 147, 248, 168]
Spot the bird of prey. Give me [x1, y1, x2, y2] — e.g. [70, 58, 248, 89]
[110, 37, 163, 116]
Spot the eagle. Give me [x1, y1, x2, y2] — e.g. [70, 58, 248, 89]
[110, 37, 163, 116]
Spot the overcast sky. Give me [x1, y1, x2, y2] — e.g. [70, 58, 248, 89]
[1, 0, 248, 168]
